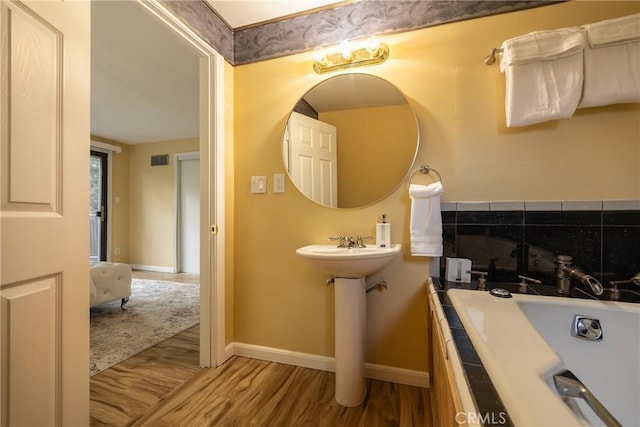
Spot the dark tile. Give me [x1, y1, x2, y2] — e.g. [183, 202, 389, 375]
[602, 225, 640, 281]
[524, 225, 602, 283]
[603, 210, 640, 226]
[442, 224, 457, 256]
[442, 211, 456, 225]
[463, 364, 514, 427]
[456, 225, 523, 282]
[441, 208, 639, 287]
[442, 305, 462, 329]
[458, 211, 523, 225]
[451, 328, 482, 366]
[525, 211, 601, 226]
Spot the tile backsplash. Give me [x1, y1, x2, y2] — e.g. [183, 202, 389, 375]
[440, 200, 640, 286]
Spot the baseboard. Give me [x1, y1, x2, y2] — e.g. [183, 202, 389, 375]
[231, 342, 428, 388]
[233, 342, 335, 372]
[130, 264, 175, 273]
[224, 343, 234, 362]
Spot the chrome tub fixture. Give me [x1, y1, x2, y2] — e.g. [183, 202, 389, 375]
[555, 255, 603, 296]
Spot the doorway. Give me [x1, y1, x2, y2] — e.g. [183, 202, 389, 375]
[90, 150, 108, 262]
[90, 0, 226, 371]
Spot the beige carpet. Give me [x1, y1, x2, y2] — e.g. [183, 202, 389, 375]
[90, 278, 199, 376]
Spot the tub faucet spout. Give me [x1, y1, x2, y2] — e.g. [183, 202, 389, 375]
[555, 255, 603, 296]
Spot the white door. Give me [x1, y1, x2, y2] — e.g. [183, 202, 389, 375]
[178, 154, 200, 274]
[1, 1, 90, 425]
[288, 111, 338, 207]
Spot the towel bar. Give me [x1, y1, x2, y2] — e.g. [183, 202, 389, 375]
[485, 47, 503, 65]
[409, 165, 442, 184]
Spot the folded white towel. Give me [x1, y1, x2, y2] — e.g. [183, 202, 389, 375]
[500, 28, 586, 66]
[582, 13, 640, 47]
[579, 14, 640, 108]
[409, 182, 443, 257]
[500, 28, 586, 127]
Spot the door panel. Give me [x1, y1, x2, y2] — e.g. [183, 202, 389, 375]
[1, 276, 59, 426]
[288, 111, 338, 207]
[2, 1, 60, 213]
[1, 1, 90, 425]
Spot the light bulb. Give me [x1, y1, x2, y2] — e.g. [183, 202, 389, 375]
[340, 40, 352, 60]
[313, 46, 327, 64]
[366, 38, 381, 55]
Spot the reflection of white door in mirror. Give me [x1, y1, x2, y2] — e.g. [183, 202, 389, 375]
[283, 74, 419, 209]
[287, 111, 338, 207]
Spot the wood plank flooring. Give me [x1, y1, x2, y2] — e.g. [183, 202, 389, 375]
[129, 356, 430, 427]
[90, 325, 201, 426]
[91, 271, 430, 426]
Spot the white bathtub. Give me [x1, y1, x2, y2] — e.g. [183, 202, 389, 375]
[448, 289, 640, 426]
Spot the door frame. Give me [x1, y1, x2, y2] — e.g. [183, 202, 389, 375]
[138, 0, 227, 367]
[174, 151, 200, 274]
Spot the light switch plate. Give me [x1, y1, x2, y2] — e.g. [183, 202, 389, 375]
[251, 176, 267, 194]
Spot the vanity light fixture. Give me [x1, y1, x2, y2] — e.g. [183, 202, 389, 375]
[313, 38, 389, 74]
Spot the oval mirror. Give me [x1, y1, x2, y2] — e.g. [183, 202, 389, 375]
[283, 73, 419, 209]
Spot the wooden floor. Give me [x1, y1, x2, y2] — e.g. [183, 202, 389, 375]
[91, 271, 430, 426]
[90, 325, 201, 426]
[130, 357, 430, 426]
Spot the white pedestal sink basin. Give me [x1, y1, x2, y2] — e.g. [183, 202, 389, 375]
[296, 244, 402, 406]
[295, 244, 402, 278]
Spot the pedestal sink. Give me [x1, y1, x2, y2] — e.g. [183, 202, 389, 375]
[296, 244, 402, 406]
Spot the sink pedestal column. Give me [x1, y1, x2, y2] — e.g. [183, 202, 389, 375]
[334, 277, 366, 407]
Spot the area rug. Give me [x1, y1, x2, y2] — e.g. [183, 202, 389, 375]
[90, 278, 200, 376]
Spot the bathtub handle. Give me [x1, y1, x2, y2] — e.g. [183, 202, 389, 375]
[554, 370, 621, 427]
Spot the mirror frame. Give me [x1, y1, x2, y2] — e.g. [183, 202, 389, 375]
[283, 73, 420, 209]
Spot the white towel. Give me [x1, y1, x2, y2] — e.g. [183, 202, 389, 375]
[579, 14, 640, 108]
[409, 182, 443, 257]
[582, 13, 640, 47]
[500, 28, 586, 127]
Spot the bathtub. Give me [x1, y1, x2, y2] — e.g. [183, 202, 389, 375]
[447, 288, 640, 426]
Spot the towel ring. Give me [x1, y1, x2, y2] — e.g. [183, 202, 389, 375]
[409, 165, 442, 184]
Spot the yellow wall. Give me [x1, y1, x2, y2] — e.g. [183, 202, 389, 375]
[128, 138, 199, 269]
[321, 104, 417, 208]
[233, 1, 640, 372]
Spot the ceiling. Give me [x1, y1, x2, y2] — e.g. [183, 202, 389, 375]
[91, 0, 346, 145]
[91, 1, 200, 144]
[206, 0, 345, 29]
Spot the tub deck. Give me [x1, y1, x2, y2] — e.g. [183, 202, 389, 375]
[430, 277, 640, 426]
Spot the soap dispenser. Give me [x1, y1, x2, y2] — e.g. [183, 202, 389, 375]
[376, 213, 391, 248]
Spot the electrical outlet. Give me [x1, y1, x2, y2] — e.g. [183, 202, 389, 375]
[114, 248, 121, 255]
[273, 173, 285, 193]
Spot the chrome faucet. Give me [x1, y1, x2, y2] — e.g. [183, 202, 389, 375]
[330, 235, 373, 248]
[329, 236, 355, 248]
[555, 255, 603, 296]
[607, 272, 640, 301]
